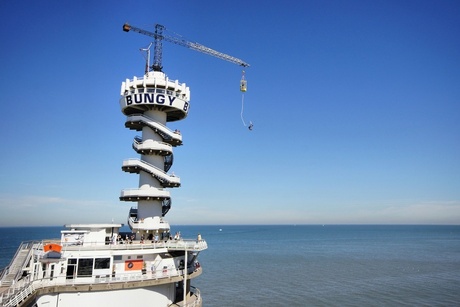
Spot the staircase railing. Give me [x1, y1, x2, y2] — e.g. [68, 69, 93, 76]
[0, 241, 37, 287]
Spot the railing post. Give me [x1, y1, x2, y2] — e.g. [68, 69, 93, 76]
[183, 245, 187, 305]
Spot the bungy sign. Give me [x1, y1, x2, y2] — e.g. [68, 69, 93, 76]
[120, 93, 189, 114]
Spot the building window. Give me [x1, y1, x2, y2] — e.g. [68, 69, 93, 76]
[77, 258, 94, 277]
[94, 258, 110, 269]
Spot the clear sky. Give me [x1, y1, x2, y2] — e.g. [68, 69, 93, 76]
[0, 0, 459, 227]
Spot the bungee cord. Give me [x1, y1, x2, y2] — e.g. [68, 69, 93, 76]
[240, 71, 253, 131]
[241, 93, 246, 126]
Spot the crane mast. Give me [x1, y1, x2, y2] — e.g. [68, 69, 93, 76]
[123, 23, 250, 71]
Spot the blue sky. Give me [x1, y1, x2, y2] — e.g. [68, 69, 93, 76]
[0, 0, 459, 227]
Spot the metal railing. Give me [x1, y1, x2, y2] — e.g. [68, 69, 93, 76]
[1, 264, 202, 307]
[0, 242, 35, 287]
[127, 114, 183, 143]
[182, 286, 201, 307]
[60, 238, 207, 252]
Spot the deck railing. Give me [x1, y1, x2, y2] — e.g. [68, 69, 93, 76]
[60, 238, 207, 252]
[0, 265, 201, 307]
[184, 286, 201, 307]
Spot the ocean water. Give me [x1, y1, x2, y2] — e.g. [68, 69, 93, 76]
[1, 225, 459, 306]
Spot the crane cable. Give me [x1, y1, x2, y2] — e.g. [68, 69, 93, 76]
[240, 71, 253, 131]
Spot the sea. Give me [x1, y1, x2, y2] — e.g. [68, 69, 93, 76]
[1, 225, 459, 306]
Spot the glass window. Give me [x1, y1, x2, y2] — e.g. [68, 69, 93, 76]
[68, 258, 77, 265]
[94, 258, 110, 269]
[77, 258, 94, 277]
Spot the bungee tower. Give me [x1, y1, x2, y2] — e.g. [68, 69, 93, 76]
[119, 68, 189, 238]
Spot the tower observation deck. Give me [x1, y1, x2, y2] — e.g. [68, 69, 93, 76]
[119, 70, 190, 236]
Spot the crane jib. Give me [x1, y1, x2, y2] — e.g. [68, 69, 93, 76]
[123, 23, 249, 70]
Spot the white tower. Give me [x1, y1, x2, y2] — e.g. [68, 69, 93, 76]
[119, 69, 190, 238]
